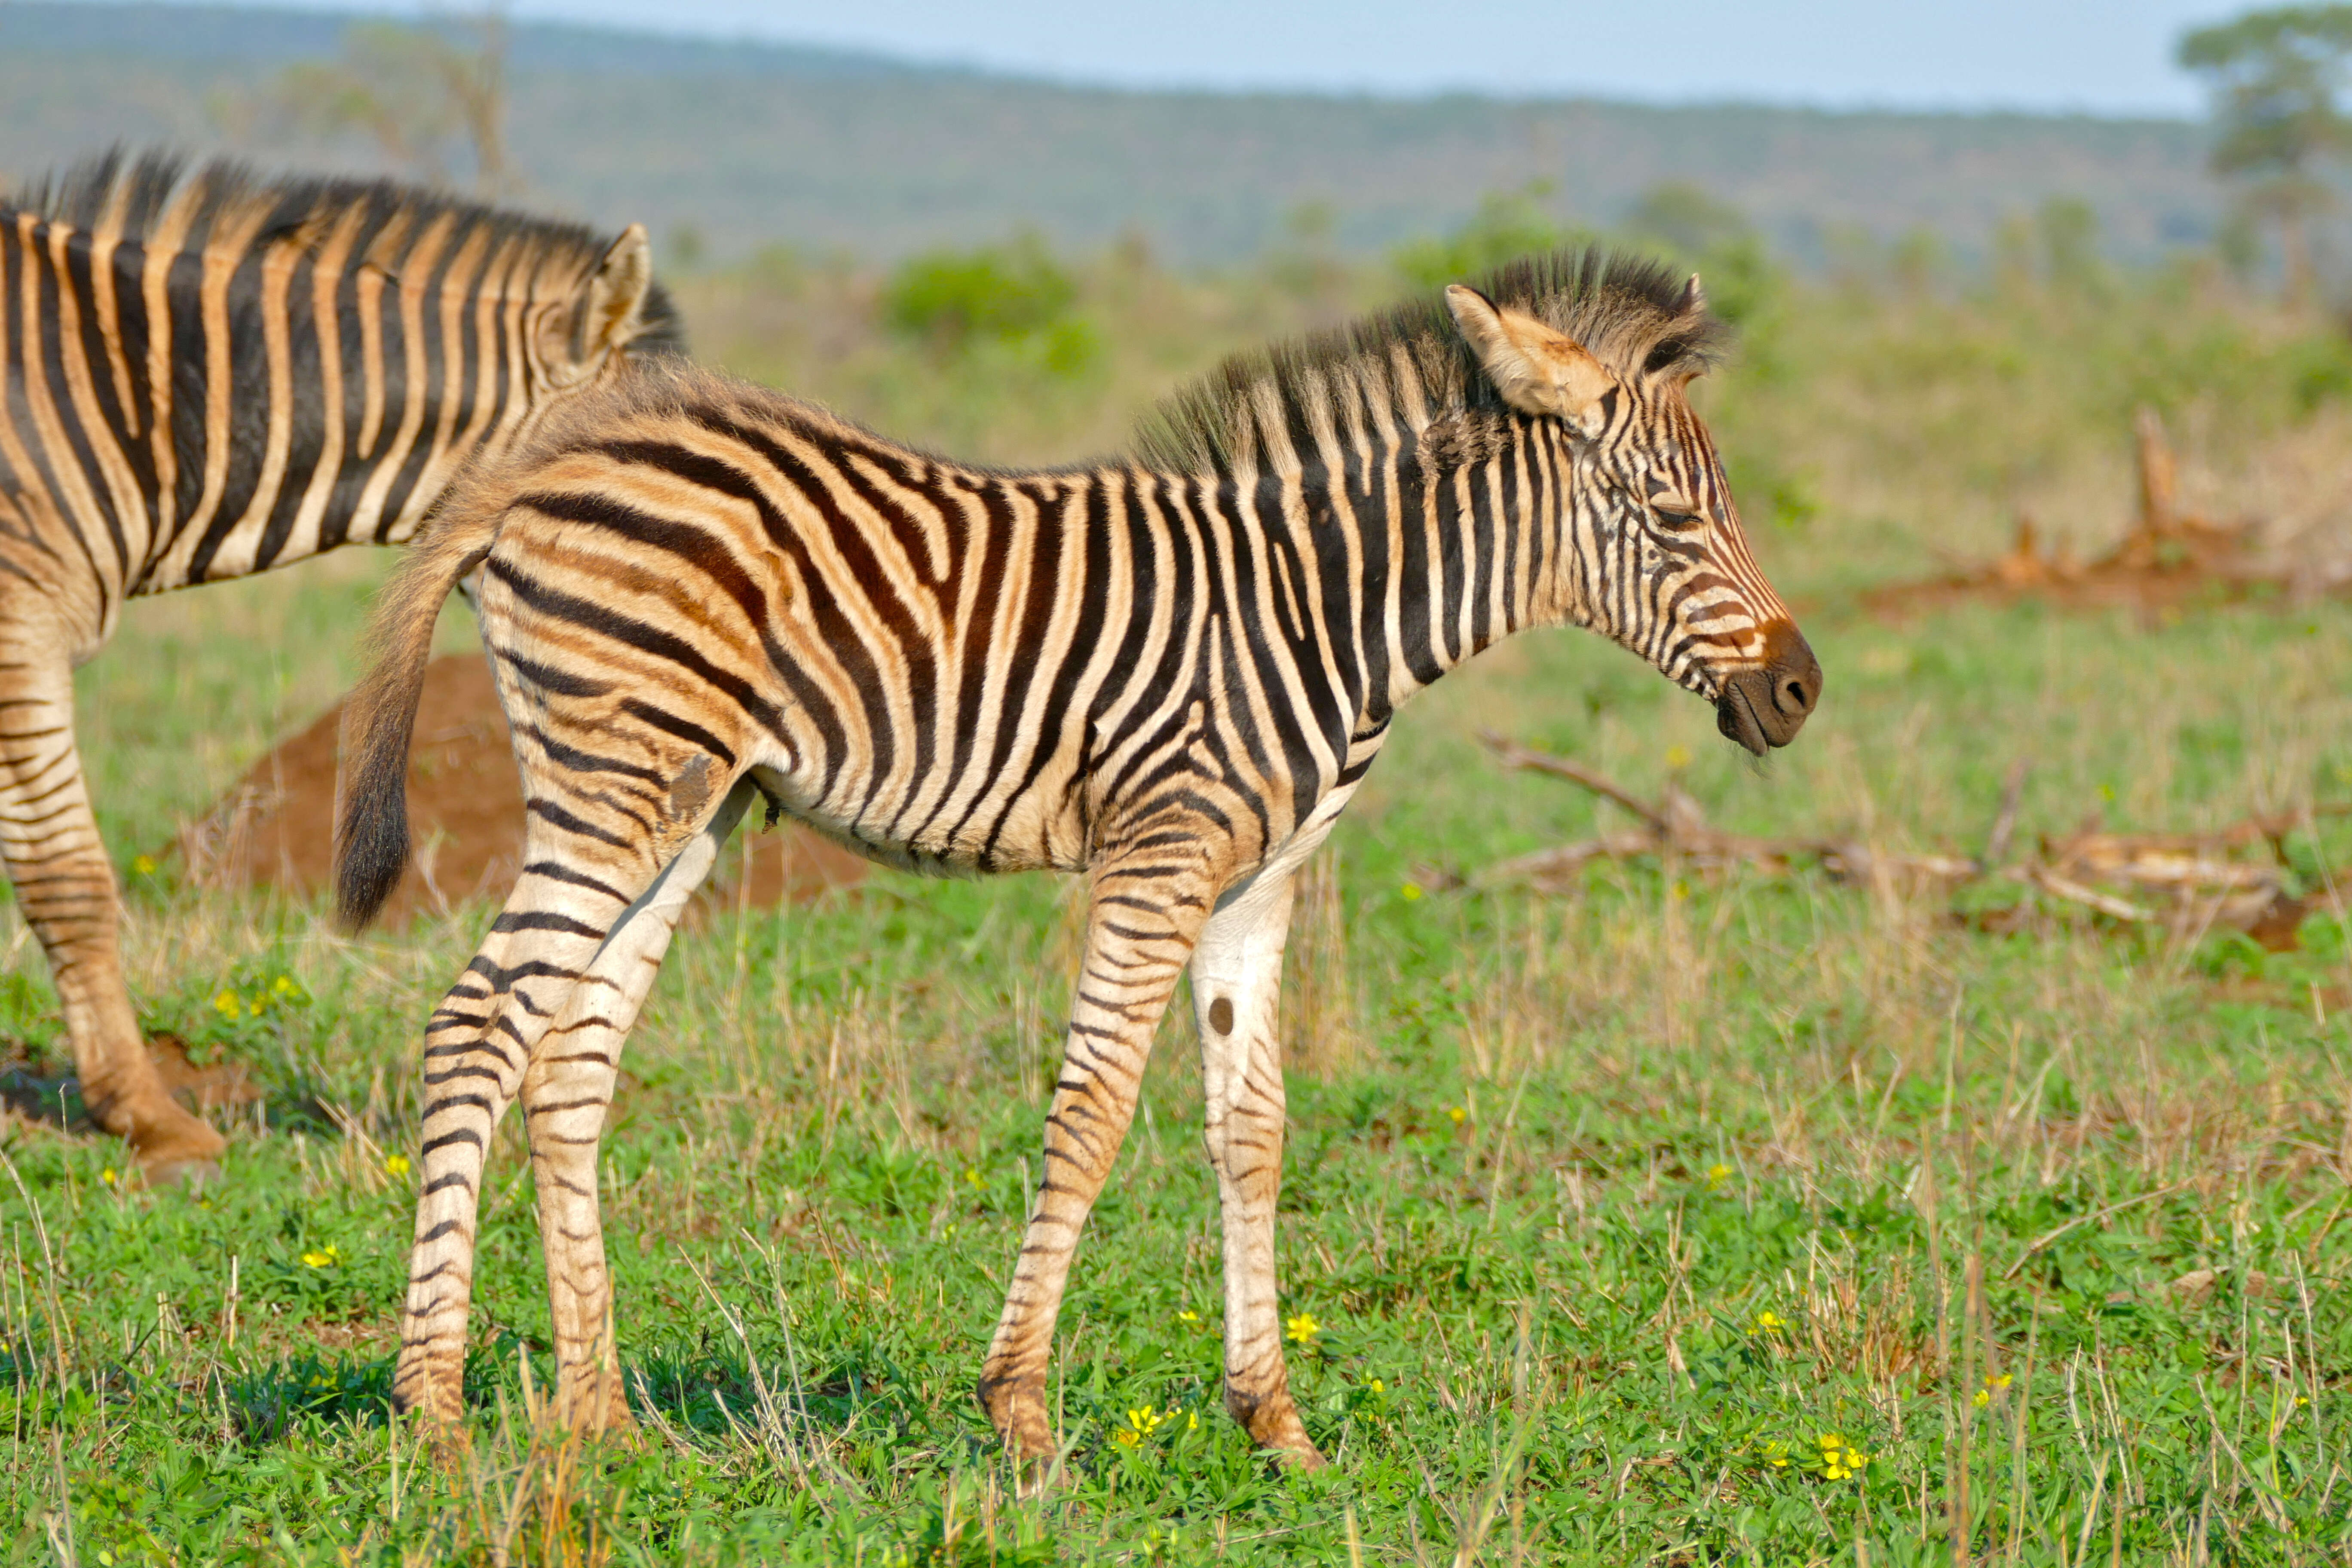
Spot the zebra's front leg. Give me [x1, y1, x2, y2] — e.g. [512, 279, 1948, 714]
[524, 780, 753, 1438]
[1190, 866, 1324, 1466]
[0, 600, 224, 1178]
[977, 854, 1217, 1466]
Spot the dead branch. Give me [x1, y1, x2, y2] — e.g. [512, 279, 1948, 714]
[1478, 735, 2344, 951]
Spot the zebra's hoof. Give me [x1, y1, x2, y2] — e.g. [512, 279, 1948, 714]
[142, 1156, 223, 1188]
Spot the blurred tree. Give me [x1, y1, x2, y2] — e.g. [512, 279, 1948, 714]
[1390, 185, 1571, 290]
[265, 12, 511, 193]
[2178, 5, 2352, 303]
[665, 223, 707, 273]
[1622, 180, 1749, 260]
[881, 239, 1096, 378]
[2036, 197, 2108, 294]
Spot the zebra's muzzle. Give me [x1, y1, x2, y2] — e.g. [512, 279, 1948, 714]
[1713, 620, 1821, 756]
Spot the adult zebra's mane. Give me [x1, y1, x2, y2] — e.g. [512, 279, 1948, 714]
[1130, 247, 1725, 480]
[10, 147, 684, 353]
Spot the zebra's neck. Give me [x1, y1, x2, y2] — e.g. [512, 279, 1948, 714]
[1287, 413, 1563, 726]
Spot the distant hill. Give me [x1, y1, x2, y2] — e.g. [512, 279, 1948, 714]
[0, 2, 2220, 267]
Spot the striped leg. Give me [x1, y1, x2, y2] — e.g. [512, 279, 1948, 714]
[976, 851, 1219, 1464]
[0, 597, 224, 1176]
[1191, 867, 1324, 1465]
[392, 833, 676, 1437]
[524, 778, 754, 1436]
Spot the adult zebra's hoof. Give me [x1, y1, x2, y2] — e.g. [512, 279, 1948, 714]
[143, 1155, 224, 1188]
[126, 1101, 227, 1183]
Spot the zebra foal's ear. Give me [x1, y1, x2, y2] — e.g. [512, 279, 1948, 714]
[579, 223, 655, 364]
[1444, 284, 1618, 438]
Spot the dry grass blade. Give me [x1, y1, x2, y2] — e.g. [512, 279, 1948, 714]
[2000, 1181, 2196, 1281]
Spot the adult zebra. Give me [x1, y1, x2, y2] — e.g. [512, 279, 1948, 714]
[336, 248, 1820, 1464]
[1, 149, 679, 1177]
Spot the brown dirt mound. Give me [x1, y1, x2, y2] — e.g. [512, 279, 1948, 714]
[1863, 407, 2352, 622]
[175, 654, 867, 925]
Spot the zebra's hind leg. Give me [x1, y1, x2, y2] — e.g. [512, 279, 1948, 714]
[392, 835, 677, 1448]
[1190, 867, 1325, 1467]
[525, 778, 756, 1439]
[0, 598, 223, 1178]
[977, 848, 1219, 1474]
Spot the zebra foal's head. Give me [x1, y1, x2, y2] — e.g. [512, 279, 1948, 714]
[1445, 273, 1820, 754]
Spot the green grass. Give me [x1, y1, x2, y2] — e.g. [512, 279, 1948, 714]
[7, 251, 2352, 1562]
[4, 574, 2348, 1564]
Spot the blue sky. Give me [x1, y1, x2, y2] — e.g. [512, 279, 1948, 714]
[120, 0, 2238, 115]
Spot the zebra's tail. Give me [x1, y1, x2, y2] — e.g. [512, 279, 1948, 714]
[332, 497, 506, 930]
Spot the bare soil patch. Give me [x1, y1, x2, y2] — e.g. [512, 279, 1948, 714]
[173, 654, 867, 925]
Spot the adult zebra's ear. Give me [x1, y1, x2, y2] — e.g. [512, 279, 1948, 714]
[1444, 284, 1619, 440]
[577, 223, 655, 368]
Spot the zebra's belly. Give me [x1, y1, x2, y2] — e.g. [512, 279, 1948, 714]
[750, 760, 1093, 879]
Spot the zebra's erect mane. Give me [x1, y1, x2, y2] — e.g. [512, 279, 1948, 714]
[1130, 247, 1725, 479]
[11, 147, 683, 354]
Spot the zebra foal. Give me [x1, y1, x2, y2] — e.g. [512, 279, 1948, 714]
[0, 150, 677, 1176]
[335, 248, 1821, 1465]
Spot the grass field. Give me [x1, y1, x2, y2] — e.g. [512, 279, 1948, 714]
[5, 233, 2352, 1564]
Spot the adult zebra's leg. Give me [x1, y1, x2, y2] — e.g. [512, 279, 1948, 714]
[392, 839, 668, 1439]
[0, 596, 223, 1176]
[1189, 867, 1324, 1465]
[524, 778, 755, 1436]
[977, 848, 1219, 1465]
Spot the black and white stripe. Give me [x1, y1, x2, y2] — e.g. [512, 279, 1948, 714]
[0, 147, 676, 1174]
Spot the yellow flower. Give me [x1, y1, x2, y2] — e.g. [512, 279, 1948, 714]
[300, 1246, 343, 1269]
[384, 1154, 411, 1178]
[1285, 1311, 1321, 1345]
[1112, 1427, 1139, 1448]
[1446, 1106, 1466, 1125]
[101, 1167, 117, 1187]
[214, 989, 239, 1021]
[273, 976, 296, 996]
[248, 997, 264, 1017]
[130, 855, 157, 876]
[1176, 1308, 1201, 1326]
[1750, 1310, 1785, 1335]
[963, 1167, 981, 1187]
[1973, 1388, 1990, 1408]
[1987, 1373, 2012, 1390]
[1185, 1409, 1198, 1431]
[1666, 744, 1693, 771]
[1705, 1162, 1732, 1188]
[1369, 1378, 1385, 1394]
[1400, 882, 1423, 902]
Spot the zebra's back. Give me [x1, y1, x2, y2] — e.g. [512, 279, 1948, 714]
[471, 366, 1344, 881]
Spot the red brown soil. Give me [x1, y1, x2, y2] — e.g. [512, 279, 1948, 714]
[0, 1032, 258, 1131]
[1859, 513, 2287, 621]
[176, 653, 866, 925]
